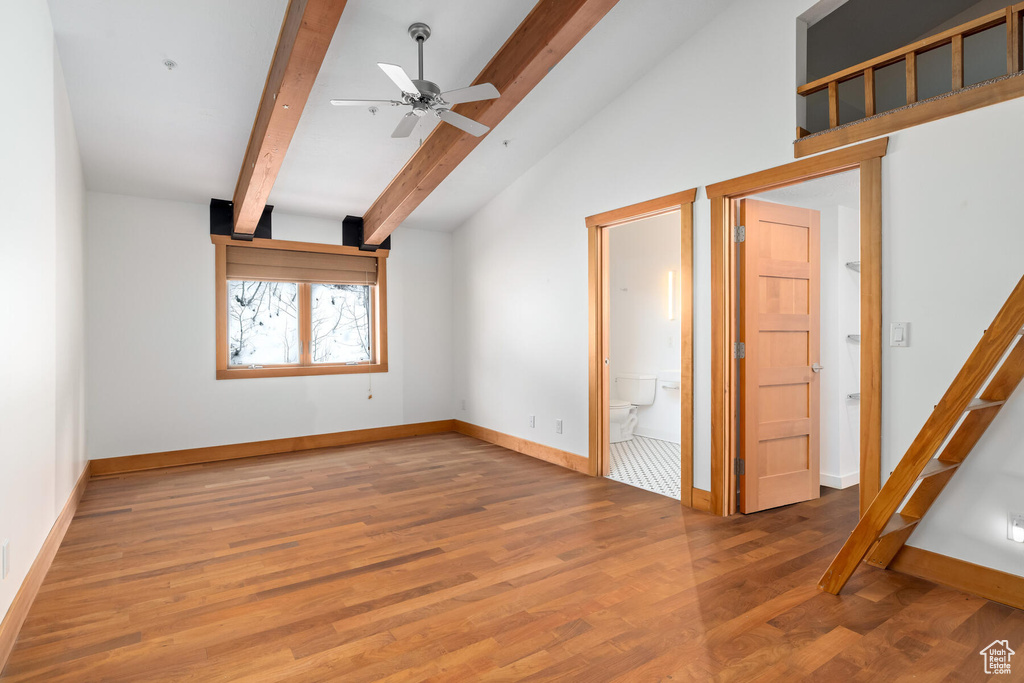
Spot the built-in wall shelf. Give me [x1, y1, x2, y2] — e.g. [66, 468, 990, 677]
[847, 392, 861, 400]
[847, 334, 861, 343]
[846, 261, 861, 273]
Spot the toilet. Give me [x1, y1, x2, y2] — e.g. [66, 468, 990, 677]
[609, 374, 657, 443]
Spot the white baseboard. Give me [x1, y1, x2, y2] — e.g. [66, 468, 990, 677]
[821, 471, 860, 489]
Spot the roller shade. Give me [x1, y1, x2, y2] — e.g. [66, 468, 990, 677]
[226, 246, 377, 285]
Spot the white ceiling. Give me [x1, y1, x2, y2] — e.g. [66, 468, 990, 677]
[48, 0, 285, 207]
[49, 0, 728, 233]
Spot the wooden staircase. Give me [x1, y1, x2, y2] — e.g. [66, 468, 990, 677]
[820, 274, 1024, 594]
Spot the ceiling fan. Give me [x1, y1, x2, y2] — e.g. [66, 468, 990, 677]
[330, 23, 500, 139]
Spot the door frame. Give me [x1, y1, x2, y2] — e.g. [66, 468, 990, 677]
[705, 137, 888, 517]
[586, 189, 699, 507]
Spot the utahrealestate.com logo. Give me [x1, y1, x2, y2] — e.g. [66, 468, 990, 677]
[980, 640, 1016, 675]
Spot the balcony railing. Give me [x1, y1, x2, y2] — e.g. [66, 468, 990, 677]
[795, 3, 1024, 155]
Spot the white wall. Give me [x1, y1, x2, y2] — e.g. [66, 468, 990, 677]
[836, 205, 861, 484]
[0, 0, 87, 623]
[85, 193, 452, 459]
[818, 207, 842, 486]
[453, 0, 807, 491]
[881, 104, 1024, 575]
[804, 204, 860, 489]
[609, 212, 682, 443]
[451, 0, 1024, 575]
[54, 51, 88, 504]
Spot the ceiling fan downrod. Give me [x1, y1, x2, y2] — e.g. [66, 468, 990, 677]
[408, 23, 431, 81]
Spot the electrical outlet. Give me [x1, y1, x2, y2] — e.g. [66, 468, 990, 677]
[1008, 512, 1024, 543]
[528, 415, 535, 428]
[460, 399, 466, 411]
[555, 419, 563, 434]
[2, 539, 9, 580]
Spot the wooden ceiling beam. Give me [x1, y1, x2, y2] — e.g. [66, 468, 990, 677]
[233, 0, 348, 235]
[362, 0, 621, 245]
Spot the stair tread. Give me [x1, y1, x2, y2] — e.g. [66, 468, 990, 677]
[819, 277, 1024, 597]
[880, 513, 921, 537]
[919, 459, 960, 479]
[966, 399, 1005, 411]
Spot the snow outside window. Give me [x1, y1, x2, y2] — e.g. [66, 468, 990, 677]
[228, 281, 299, 366]
[310, 284, 371, 364]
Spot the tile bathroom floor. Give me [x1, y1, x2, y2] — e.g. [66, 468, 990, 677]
[608, 435, 681, 500]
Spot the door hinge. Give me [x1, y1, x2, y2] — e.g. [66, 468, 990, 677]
[735, 458, 745, 476]
[733, 225, 746, 243]
[733, 342, 745, 359]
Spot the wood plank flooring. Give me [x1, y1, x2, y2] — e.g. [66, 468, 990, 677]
[3, 433, 1021, 681]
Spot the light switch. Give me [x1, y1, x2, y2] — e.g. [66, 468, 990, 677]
[890, 322, 909, 347]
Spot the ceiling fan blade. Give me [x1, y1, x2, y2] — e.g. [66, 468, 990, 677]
[438, 109, 490, 137]
[378, 63, 419, 95]
[441, 83, 500, 105]
[391, 112, 420, 139]
[330, 99, 402, 106]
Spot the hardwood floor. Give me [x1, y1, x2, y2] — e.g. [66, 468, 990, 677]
[3, 433, 1021, 681]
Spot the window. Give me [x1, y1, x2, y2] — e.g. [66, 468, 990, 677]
[213, 236, 388, 379]
[310, 283, 372, 363]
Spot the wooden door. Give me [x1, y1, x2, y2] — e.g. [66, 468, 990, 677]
[738, 199, 820, 513]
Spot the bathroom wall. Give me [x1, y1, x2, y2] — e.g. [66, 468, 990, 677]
[608, 212, 682, 443]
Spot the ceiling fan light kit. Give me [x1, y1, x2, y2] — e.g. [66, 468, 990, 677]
[330, 22, 500, 138]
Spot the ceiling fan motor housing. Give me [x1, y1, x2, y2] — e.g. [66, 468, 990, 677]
[412, 80, 441, 98]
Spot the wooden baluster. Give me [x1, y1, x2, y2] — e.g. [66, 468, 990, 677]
[906, 52, 918, 104]
[1009, 7, 1022, 74]
[864, 66, 876, 116]
[952, 34, 964, 90]
[828, 80, 839, 128]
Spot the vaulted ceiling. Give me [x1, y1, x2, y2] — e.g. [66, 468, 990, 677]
[49, 0, 728, 233]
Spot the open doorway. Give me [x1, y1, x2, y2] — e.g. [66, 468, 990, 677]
[606, 212, 685, 499]
[706, 138, 887, 517]
[737, 171, 861, 512]
[586, 190, 699, 507]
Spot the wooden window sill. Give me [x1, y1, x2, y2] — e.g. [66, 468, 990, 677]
[217, 363, 388, 380]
